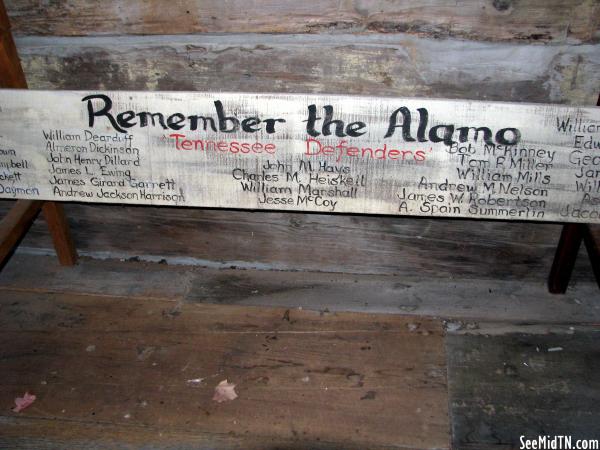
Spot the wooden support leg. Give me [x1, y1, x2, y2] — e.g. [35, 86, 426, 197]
[548, 224, 585, 294]
[582, 225, 600, 290]
[42, 202, 77, 266]
[0, 199, 43, 267]
[0, 2, 27, 88]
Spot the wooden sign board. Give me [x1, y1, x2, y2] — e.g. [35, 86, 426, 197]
[0, 89, 599, 223]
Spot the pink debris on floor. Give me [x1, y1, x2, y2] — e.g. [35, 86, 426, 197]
[212, 380, 238, 403]
[13, 392, 36, 413]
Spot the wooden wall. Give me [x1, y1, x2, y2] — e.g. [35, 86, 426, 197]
[2, 0, 600, 279]
[6, 0, 599, 43]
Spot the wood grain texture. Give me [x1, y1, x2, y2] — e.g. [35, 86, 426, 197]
[8, 30, 600, 273]
[447, 330, 600, 450]
[0, 289, 449, 450]
[0, 418, 414, 450]
[14, 34, 600, 105]
[0, 201, 572, 279]
[1, 253, 599, 324]
[5, 0, 600, 43]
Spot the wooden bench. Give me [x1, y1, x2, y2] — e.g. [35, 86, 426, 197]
[0, 0, 598, 291]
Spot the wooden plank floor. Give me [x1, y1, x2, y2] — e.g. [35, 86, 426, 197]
[0, 289, 449, 449]
[1, 254, 599, 449]
[448, 328, 600, 450]
[1, 254, 598, 323]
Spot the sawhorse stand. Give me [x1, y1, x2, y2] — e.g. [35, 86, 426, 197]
[0, 0, 77, 268]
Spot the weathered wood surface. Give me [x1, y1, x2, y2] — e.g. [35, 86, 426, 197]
[1, 252, 599, 449]
[0, 419, 415, 450]
[5, 0, 600, 44]
[1, 253, 599, 323]
[0, 289, 449, 450]
[15, 34, 600, 105]
[1, 89, 599, 223]
[5, 13, 600, 271]
[447, 330, 600, 450]
[0, 200, 578, 279]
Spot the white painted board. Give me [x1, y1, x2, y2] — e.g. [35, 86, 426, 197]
[0, 89, 599, 223]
